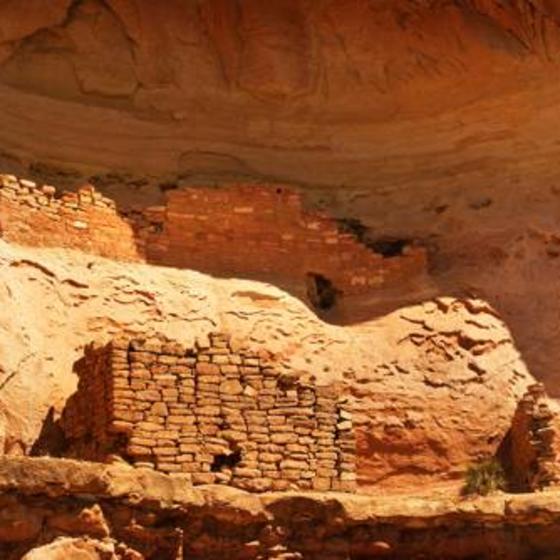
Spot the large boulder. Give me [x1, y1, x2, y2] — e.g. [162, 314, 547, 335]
[0, 241, 533, 489]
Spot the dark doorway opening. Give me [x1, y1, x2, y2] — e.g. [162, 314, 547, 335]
[306, 273, 339, 311]
[211, 449, 242, 472]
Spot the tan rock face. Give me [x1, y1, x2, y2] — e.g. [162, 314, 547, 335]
[0, 3, 558, 555]
[21, 537, 135, 560]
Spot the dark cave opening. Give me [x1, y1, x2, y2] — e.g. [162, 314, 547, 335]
[336, 217, 412, 258]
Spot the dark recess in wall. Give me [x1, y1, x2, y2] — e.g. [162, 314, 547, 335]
[306, 273, 338, 310]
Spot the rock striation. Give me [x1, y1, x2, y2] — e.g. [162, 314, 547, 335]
[0, 2, 559, 556]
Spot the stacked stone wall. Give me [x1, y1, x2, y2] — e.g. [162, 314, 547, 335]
[507, 383, 560, 491]
[62, 345, 115, 460]
[0, 175, 139, 261]
[134, 185, 425, 295]
[1, 173, 425, 298]
[62, 332, 356, 492]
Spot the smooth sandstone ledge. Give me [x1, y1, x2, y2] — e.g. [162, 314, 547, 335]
[1, 457, 560, 528]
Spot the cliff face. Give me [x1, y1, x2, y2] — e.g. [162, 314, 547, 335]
[1, 0, 559, 184]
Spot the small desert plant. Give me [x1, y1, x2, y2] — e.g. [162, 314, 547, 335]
[462, 458, 506, 496]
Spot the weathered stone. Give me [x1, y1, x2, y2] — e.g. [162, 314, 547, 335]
[220, 379, 244, 396]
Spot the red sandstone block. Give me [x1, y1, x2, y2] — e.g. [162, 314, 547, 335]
[168, 366, 192, 376]
[196, 405, 221, 416]
[198, 425, 219, 436]
[137, 390, 160, 402]
[176, 454, 195, 463]
[137, 421, 163, 432]
[129, 369, 151, 381]
[271, 479, 290, 491]
[178, 425, 197, 435]
[196, 362, 220, 375]
[180, 462, 202, 473]
[150, 365, 169, 376]
[158, 355, 178, 365]
[192, 473, 216, 484]
[179, 443, 199, 454]
[130, 352, 156, 365]
[221, 429, 247, 442]
[167, 415, 195, 425]
[130, 437, 157, 447]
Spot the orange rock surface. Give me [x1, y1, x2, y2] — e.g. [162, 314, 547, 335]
[1, 456, 560, 560]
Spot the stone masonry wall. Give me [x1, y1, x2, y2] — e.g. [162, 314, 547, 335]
[62, 332, 356, 492]
[0, 174, 139, 261]
[132, 185, 426, 296]
[0, 173, 426, 298]
[506, 383, 560, 491]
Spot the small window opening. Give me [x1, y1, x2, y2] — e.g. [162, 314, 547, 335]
[306, 273, 338, 311]
[367, 238, 410, 258]
[211, 450, 242, 472]
[278, 372, 298, 391]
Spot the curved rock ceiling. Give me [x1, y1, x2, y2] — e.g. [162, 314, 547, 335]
[1, 0, 560, 392]
[0, 0, 557, 185]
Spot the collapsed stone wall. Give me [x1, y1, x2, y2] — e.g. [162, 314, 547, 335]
[62, 332, 356, 492]
[0, 173, 426, 299]
[505, 383, 560, 492]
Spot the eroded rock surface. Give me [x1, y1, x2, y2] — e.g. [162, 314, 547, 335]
[0, 240, 533, 488]
[0, 3, 558, 555]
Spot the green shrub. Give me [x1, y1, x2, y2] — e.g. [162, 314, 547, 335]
[462, 458, 506, 496]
